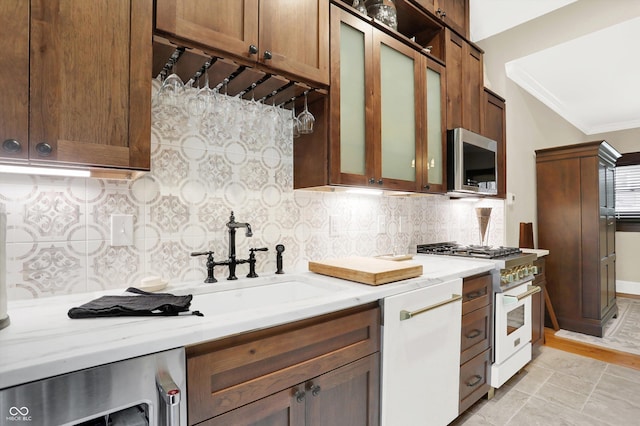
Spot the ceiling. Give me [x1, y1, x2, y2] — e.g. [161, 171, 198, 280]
[469, 0, 640, 135]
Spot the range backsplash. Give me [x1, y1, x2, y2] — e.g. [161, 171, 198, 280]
[0, 86, 504, 300]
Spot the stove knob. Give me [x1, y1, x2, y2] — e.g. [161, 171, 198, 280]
[531, 265, 538, 275]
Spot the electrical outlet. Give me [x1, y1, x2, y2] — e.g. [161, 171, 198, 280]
[330, 215, 340, 237]
[399, 216, 408, 233]
[377, 215, 386, 234]
[110, 214, 134, 246]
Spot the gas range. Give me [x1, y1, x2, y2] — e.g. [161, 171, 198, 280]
[416, 242, 537, 289]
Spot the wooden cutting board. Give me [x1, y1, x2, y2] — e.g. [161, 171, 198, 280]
[308, 256, 423, 286]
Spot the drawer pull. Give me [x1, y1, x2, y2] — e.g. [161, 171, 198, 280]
[466, 375, 483, 387]
[466, 290, 485, 300]
[400, 294, 462, 321]
[465, 329, 482, 339]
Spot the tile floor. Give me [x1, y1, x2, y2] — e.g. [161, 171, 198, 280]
[452, 346, 640, 425]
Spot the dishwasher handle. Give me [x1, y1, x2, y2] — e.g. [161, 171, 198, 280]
[400, 294, 462, 321]
[156, 370, 181, 426]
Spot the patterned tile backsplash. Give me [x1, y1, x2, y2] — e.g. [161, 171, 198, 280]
[0, 84, 504, 300]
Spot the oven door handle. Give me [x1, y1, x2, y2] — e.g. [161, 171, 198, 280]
[516, 285, 541, 301]
[400, 294, 462, 321]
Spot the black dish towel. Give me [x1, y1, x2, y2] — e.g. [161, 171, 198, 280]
[68, 287, 200, 319]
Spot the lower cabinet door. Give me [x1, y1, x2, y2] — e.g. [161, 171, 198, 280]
[306, 354, 380, 426]
[200, 387, 305, 426]
[200, 354, 380, 426]
[381, 279, 463, 425]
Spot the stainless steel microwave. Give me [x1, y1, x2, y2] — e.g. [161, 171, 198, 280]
[447, 128, 498, 196]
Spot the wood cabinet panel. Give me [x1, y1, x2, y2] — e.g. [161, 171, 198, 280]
[1, 0, 151, 170]
[531, 258, 546, 350]
[482, 89, 506, 198]
[445, 29, 482, 133]
[461, 273, 492, 315]
[412, 0, 468, 38]
[0, 0, 29, 161]
[156, 0, 258, 57]
[460, 304, 491, 364]
[186, 304, 380, 424]
[155, 0, 328, 85]
[306, 354, 380, 426]
[459, 273, 492, 415]
[459, 348, 491, 414]
[536, 141, 621, 337]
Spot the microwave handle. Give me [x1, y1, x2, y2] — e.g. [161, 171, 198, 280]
[156, 370, 181, 426]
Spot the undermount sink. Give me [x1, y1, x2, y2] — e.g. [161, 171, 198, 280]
[187, 275, 353, 316]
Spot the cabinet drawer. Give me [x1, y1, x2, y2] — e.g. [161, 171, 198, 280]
[186, 304, 380, 424]
[462, 273, 492, 315]
[460, 304, 491, 364]
[459, 348, 491, 414]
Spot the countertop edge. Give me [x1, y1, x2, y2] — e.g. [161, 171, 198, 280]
[0, 256, 495, 389]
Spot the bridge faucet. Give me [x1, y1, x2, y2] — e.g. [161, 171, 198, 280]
[226, 211, 252, 280]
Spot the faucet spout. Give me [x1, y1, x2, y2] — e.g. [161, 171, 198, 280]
[225, 211, 253, 280]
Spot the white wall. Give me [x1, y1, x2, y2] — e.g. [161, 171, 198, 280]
[477, 0, 640, 291]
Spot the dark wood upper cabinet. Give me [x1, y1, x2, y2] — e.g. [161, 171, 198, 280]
[482, 88, 507, 199]
[444, 29, 483, 134]
[412, 0, 469, 38]
[155, 0, 330, 86]
[0, 0, 152, 172]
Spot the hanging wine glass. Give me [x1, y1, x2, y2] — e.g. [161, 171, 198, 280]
[296, 91, 315, 134]
[291, 99, 301, 139]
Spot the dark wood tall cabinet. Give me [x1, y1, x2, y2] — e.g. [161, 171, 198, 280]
[535, 141, 621, 337]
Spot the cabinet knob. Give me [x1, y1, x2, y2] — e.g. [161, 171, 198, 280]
[2, 139, 22, 153]
[377, 179, 383, 185]
[293, 388, 306, 403]
[436, 8, 442, 16]
[369, 177, 375, 184]
[263, 50, 273, 60]
[249, 44, 258, 55]
[311, 385, 321, 396]
[35, 142, 53, 157]
[423, 184, 430, 190]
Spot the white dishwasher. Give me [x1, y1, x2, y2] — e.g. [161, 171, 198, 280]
[381, 278, 463, 426]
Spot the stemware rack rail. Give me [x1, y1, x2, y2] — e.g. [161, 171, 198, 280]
[152, 36, 327, 109]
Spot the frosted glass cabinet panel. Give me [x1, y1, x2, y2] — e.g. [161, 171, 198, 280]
[339, 22, 367, 176]
[426, 67, 442, 184]
[329, 5, 421, 192]
[421, 57, 447, 193]
[380, 43, 416, 183]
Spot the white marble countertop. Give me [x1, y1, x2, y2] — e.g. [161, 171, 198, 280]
[0, 254, 494, 390]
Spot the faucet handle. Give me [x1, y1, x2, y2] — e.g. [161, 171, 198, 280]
[190, 251, 214, 257]
[250, 247, 269, 253]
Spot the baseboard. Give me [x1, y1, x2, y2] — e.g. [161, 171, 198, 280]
[544, 328, 640, 371]
[617, 280, 640, 296]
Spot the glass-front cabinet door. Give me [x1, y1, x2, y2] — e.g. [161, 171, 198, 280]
[329, 6, 373, 187]
[330, 5, 420, 191]
[375, 31, 421, 192]
[421, 57, 447, 193]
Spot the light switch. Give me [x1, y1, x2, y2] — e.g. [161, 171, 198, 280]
[110, 214, 134, 246]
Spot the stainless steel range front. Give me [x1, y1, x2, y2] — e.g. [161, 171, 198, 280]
[417, 243, 541, 390]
